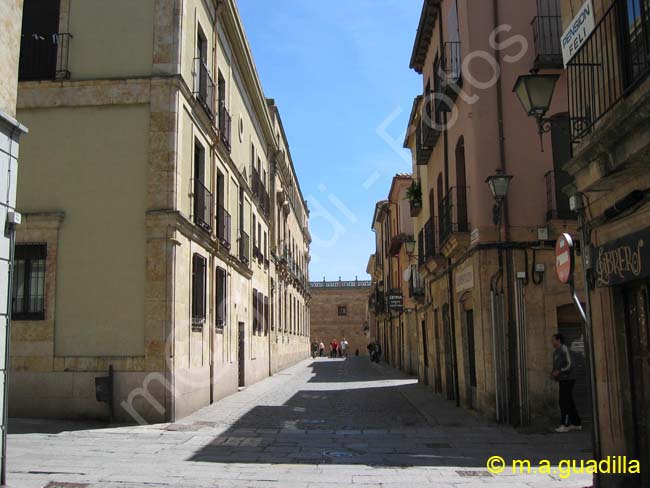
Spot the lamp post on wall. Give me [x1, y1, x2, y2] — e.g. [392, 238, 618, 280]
[485, 169, 513, 233]
[512, 73, 560, 151]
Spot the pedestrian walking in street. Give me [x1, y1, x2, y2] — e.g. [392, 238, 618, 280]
[311, 340, 319, 358]
[373, 341, 382, 363]
[341, 338, 349, 358]
[551, 333, 582, 433]
[319, 341, 325, 357]
[330, 339, 338, 358]
[367, 342, 375, 360]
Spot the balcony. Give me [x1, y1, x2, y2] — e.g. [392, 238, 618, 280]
[420, 96, 442, 155]
[417, 218, 438, 268]
[389, 233, 412, 256]
[217, 204, 231, 248]
[437, 41, 462, 106]
[193, 58, 215, 118]
[568, 0, 650, 143]
[439, 187, 470, 258]
[219, 104, 232, 152]
[19, 32, 72, 81]
[239, 230, 250, 265]
[545, 171, 576, 221]
[531, 0, 563, 69]
[409, 267, 425, 302]
[192, 179, 213, 232]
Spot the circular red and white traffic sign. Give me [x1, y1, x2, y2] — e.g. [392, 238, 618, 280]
[556, 233, 575, 284]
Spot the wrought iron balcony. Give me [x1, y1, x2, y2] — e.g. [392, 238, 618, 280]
[420, 96, 442, 153]
[544, 171, 576, 221]
[219, 104, 232, 152]
[437, 41, 462, 104]
[239, 230, 250, 265]
[568, 0, 650, 142]
[417, 218, 437, 267]
[531, 0, 562, 69]
[409, 267, 425, 300]
[439, 186, 469, 246]
[192, 179, 213, 232]
[19, 32, 72, 81]
[217, 204, 231, 248]
[193, 57, 215, 118]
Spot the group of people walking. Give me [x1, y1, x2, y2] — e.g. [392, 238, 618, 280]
[311, 338, 350, 358]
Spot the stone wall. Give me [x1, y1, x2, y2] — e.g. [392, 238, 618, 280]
[310, 286, 371, 357]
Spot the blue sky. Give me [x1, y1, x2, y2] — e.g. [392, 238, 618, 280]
[237, 0, 422, 281]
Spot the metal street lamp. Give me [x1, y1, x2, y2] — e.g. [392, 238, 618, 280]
[486, 169, 513, 226]
[512, 73, 560, 151]
[404, 238, 416, 257]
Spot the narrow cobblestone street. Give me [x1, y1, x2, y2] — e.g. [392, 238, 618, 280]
[7, 358, 592, 488]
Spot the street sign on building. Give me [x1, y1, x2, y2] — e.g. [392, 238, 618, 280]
[556, 233, 575, 284]
[561, 0, 595, 67]
[388, 293, 404, 312]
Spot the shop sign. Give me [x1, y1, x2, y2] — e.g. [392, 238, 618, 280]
[388, 293, 404, 312]
[595, 229, 650, 287]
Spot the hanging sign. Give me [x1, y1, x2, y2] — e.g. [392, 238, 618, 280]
[561, 0, 595, 67]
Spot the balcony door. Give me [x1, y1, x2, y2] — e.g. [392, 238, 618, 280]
[623, 0, 650, 83]
[20, 0, 61, 80]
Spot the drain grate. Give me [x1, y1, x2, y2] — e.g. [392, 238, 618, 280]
[456, 470, 493, 478]
[43, 483, 90, 488]
[323, 449, 354, 458]
[425, 442, 452, 449]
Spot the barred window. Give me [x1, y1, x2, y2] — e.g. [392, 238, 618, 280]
[12, 244, 46, 320]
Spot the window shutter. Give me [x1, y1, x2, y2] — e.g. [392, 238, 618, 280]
[252, 289, 258, 334]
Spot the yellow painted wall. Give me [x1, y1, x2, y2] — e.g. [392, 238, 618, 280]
[16, 104, 149, 356]
[67, 0, 155, 79]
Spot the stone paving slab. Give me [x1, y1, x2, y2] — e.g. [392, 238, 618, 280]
[6, 357, 593, 487]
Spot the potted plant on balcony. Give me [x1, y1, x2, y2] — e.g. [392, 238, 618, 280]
[406, 180, 422, 216]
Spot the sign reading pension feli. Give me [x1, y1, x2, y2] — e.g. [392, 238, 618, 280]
[388, 293, 404, 311]
[561, 0, 595, 67]
[595, 229, 650, 287]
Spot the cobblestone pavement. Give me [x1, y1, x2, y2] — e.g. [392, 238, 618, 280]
[7, 357, 593, 488]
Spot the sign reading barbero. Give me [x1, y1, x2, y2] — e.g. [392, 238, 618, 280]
[595, 229, 650, 287]
[561, 0, 596, 67]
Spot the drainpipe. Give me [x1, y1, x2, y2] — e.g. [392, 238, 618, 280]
[492, 0, 519, 425]
[438, 3, 460, 407]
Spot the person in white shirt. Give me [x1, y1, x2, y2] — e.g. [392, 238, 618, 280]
[341, 338, 349, 358]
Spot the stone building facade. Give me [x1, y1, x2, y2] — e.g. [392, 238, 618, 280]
[0, 0, 27, 480]
[11, 0, 310, 423]
[370, 0, 586, 429]
[310, 280, 372, 358]
[554, 1, 650, 486]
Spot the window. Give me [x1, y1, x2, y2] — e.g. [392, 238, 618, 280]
[191, 254, 207, 331]
[264, 295, 269, 336]
[257, 292, 264, 335]
[252, 288, 258, 334]
[216, 267, 227, 329]
[12, 244, 46, 320]
[338, 305, 347, 317]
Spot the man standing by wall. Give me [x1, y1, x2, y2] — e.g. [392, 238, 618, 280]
[551, 333, 582, 433]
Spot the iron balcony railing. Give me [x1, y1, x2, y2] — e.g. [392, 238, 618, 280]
[193, 57, 215, 118]
[438, 41, 462, 103]
[532, 0, 562, 69]
[239, 230, 250, 265]
[217, 204, 231, 248]
[439, 186, 470, 245]
[568, 0, 650, 142]
[219, 104, 232, 152]
[310, 278, 373, 289]
[417, 218, 437, 267]
[19, 32, 72, 81]
[409, 266, 425, 300]
[192, 179, 213, 232]
[420, 93, 442, 153]
[544, 170, 576, 221]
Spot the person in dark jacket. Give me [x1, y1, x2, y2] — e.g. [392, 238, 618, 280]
[551, 333, 582, 433]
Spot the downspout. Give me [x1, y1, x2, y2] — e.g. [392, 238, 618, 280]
[438, 3, 460, 407]
[492, 0, 519, 425]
